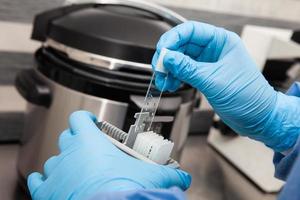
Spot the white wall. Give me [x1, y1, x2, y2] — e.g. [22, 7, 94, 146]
[148, 0, 300, 22]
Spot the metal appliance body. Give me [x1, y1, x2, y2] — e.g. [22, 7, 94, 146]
[18, 69, 127, 179]
[18, 69, 194, 179]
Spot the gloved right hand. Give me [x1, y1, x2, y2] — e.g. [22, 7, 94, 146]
[152, 21, 300, 152]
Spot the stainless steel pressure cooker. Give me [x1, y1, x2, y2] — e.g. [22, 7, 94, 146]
[16, 0, 196, 184]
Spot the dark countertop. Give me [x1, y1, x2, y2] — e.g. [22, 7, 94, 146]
[0, 145, 18, 200]
[0, 144, 29, 200]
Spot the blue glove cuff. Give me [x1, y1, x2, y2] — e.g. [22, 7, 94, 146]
[262, 92, 300, 152]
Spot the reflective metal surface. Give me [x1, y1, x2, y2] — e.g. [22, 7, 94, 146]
[17, 69, 129, 178]
[46, 39, 152, 71]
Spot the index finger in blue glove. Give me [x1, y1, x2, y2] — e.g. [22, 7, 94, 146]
[162, 49, 213, 90]
[152, 51, 181, 92]
[160, 167, 192, 190]
[156, 21, 217, 54]
[68, 110, 99, 136]
[68, 110, 117, 150]
[43, 155, 60, 178]
[155, 73, 181, 92]
[27, 172, 44, 197]
[58, 129, 74, 151]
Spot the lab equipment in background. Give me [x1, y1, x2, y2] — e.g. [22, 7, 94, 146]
[241, 25, 300, 90]
[188, 92, 214, 135]
[208, 128, 284, 200]
[206, 24, 300, 200]
[15, 0, 196, 188]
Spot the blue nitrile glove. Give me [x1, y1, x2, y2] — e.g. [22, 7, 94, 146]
[152, 21, 300, 152]
[27, 111, 191, 200]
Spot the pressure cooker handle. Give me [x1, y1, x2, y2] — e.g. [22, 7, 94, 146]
[65, 0, 186, 25]
[15, 69, 52, 108]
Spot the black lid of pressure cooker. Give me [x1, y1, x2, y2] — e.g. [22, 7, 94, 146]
[32, 3, 175, 64]
[30, 3, 195, 103]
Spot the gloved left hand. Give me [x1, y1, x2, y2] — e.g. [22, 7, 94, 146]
[27, 111, 191, 200]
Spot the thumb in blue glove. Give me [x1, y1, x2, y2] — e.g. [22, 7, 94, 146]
[152, 21, 300, 152]
[27, 111, 191, 200]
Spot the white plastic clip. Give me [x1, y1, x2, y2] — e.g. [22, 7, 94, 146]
[133, 131, 174, 165]
[155, 48, 169, 74]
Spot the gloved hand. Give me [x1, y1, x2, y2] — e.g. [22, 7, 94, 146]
[152, 21, 300, 152]
[27, 111, 191, 200]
